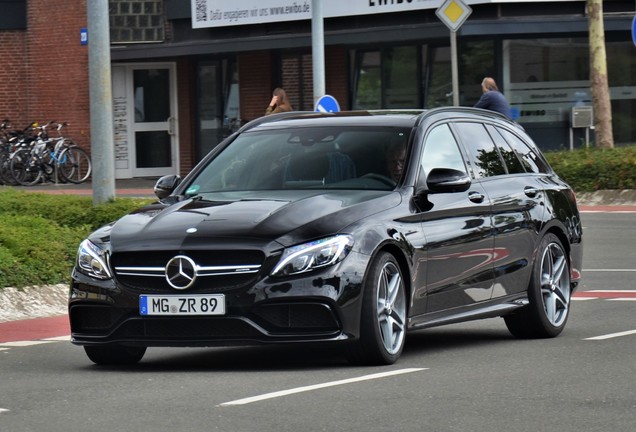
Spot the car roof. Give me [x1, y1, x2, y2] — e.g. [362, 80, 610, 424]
[239, 107, 516, 133]
[240, 110, 424, 132]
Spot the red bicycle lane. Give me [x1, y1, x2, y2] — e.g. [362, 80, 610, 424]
[0, 315, 70, 343]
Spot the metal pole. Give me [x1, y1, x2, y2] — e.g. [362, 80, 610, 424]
[87, 0, 116, 204]
[312, 0, 326, 107]
[450, 30, 459, 106]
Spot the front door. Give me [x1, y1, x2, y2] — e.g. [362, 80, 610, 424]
[112, 63, 178, 179]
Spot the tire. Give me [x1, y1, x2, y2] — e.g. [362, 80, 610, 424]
[348, 252, 407, 365]
[84, 345, 146, 365]
[504, 233, 571, 338]
[57, 146, 91, 184]
[10, 149, 42, 186]
[0, 152, 15, 185]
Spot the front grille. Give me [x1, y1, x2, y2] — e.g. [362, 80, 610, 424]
[111, 250, 265, 293]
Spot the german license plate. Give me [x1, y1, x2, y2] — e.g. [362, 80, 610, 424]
[139, 294, 225, 316]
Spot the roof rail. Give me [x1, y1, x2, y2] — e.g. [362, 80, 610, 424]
[238, 111, 323, 133]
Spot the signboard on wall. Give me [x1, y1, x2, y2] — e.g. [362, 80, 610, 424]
[191, 0, 579, 29]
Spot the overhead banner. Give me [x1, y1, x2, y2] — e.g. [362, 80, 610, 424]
[191, 0, 583, 29]
[192, 0, 441, 29]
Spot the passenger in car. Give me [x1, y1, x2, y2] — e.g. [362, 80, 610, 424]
[386, 139, 406, 182]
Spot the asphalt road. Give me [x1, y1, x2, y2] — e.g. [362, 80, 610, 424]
[0, 211, 634, 432]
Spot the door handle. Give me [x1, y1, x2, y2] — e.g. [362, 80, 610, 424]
[167, 117, 176, 136]
[468, 191, 485, 203]
[524, 186, 539, 198]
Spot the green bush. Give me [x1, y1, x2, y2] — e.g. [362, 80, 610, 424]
[0, 190, 153, 289]
[546, 145, 636, 192]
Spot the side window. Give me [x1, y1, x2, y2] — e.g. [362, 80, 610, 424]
[486, 125, 526, 174]
[421, 124, 466, 177]
[497, 128, 550, 174]
[454, 122, 506, 178]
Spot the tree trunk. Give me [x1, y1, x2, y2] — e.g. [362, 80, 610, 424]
[587, 0, 614, 148]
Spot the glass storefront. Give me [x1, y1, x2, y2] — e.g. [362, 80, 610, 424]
[348, 36, 635, 150]
[197, 58, 239, 161]
[505, 38, 636, 148]
[351, 42, 494, 110]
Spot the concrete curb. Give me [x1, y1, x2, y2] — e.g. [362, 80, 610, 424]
[0, 285, 68, 323]
[576, 189, 636, 206]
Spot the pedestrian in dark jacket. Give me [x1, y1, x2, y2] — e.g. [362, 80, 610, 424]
[474, 77, 512, 119]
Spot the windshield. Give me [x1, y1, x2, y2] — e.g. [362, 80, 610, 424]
[185, 126, 412, 195]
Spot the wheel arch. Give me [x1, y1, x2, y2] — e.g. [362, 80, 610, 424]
[368, 241, 413, 315]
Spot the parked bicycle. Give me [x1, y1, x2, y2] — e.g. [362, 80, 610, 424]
[6, 121, 92, 186]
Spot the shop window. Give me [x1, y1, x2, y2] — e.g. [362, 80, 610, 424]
[504, 37, 636, 145]
[352, 47, 419, 109]
[352, 51, 382, 109]
[424, 46, 452, 108]
[197, 59, 239, 160]
[459, 40, 495, 106]
[503, 38, 590, 130]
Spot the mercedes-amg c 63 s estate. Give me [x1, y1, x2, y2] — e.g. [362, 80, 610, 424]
[69, 108, 583, 365]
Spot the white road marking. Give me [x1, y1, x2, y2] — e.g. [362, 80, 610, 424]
[572, 297, 596, 301]
[583, 290, 636, 292]
[0, 408, 10, 414]
[42, 335, 70, 341]
[583, 269, 636, 272]
[584, 329, 636, 341]
[219, 368, 427, 407]
[580, 210, 636, 214]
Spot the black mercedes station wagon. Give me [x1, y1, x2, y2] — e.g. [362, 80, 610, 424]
[69, 108, 583, 365]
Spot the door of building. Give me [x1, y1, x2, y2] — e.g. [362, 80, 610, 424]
[112, 63, 178, 179]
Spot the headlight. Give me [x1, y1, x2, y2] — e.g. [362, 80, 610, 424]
[271, 235, 354, 277]
[76, 239, 112, 280]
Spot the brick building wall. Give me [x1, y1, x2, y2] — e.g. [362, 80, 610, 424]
[0, 31, 27, 127]
[238, 51, 274, 123]
[176, 57, 195, 175]
[24, 0, 90, 150]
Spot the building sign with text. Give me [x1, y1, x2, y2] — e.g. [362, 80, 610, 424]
[191, 0, 578, 29]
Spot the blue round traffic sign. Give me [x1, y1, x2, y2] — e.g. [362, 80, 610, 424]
[315, 95, 340, 113]
[632, 15, 636, 46]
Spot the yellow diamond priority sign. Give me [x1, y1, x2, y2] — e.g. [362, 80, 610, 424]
[436, 0, 472, 32]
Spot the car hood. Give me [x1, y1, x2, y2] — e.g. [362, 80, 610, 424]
[107, 190, 401, 252]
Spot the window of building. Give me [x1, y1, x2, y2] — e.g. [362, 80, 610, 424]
[504, 37, 636, 146]
[109, 0, 165, 43]
[197, 58, 239, 161]
[352, 46, 419, 109]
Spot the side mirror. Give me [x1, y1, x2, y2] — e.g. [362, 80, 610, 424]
[154, 175, 182, 199]
[426, 168, 471, 193]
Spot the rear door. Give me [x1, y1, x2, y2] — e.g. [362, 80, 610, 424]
[452, 121, 545, 299]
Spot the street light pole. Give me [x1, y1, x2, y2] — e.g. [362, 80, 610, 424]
[312, 0, 326, 106]
[87, 0, 116, 204]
